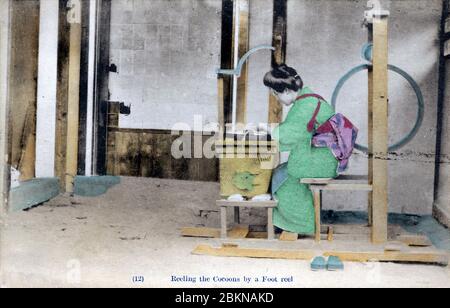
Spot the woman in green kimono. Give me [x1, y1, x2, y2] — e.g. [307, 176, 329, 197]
[264, 64, 338, 235]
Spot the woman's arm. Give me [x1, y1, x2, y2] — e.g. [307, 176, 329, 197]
[272, 106, 310, 152]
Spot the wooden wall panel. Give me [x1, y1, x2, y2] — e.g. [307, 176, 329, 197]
[106, 129, 218, 182]
[105, 102, 218, 181]
[8, 0, 40, 181]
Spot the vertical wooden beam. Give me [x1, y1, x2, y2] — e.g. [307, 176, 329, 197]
[369, 17, 389, 244]
[434, 0, 449, 203]
[65, 1, 83, 193]
[368, 25, 374, 227]
[55, 0, 70, 190]
[235, 0, 249, 125]
[218, 78, 225, 133]
[8, 0, 40, 181]
[77, 0, 91, 175]
[0, 0, 11, 215]
[95, 0, 111, 175]
[433, 0, 450, 227]
[268, 0, 287, 124]
[220, 0, 234, 125]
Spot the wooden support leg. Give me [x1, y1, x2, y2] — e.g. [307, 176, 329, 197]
[220, 206, 227, 239]
[234, 207, 240, 225]
[267, 208, 274, 240]
[314, 190, 321, 242]
[327, 226, 334, 242]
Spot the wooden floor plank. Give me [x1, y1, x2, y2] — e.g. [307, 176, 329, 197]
[323, 250, 448, 265]
[228, 225, 250, 239]
[192, 244, 449, 265]
[181, 227, 220, 238]
[192, 244, 315, 261]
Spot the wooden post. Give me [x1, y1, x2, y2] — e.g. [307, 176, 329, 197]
[94, 0, 111, 176]
[235, 0, 249, 125]
[268, 0, 287, 124]
[218, 78, 225, 134]
[220, 0, 234, 125]
[0, 0, 11, 215]
[55, 0, 70, 190]
[369, 16, 389, 244]
[77, 0, 91, 175]
[368, 25, 374, 227]
[433, 0, 450, 227]
[65, 1, 83, 193]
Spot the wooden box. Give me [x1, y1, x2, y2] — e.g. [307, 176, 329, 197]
[216, 139, 279, 198]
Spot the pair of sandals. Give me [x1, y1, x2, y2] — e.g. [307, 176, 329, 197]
[311, 256, 344, 271]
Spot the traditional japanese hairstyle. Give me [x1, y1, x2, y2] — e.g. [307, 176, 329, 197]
[263, 64, 304, 93]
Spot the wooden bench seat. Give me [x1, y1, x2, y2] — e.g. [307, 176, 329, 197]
[301, 175, 373, 242]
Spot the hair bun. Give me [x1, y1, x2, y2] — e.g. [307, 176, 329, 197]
[264, 64, 303, 93]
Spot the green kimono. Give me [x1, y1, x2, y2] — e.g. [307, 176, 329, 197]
[272, 87, 338, 235]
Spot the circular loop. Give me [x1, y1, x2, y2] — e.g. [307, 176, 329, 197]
[331, 64, 425, 152]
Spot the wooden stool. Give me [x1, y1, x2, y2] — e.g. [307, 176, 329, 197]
[216, 200, 278, 240]
[301, 176, 373, 242]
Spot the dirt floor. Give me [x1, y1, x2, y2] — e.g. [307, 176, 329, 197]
[1, 177, 449, 288]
